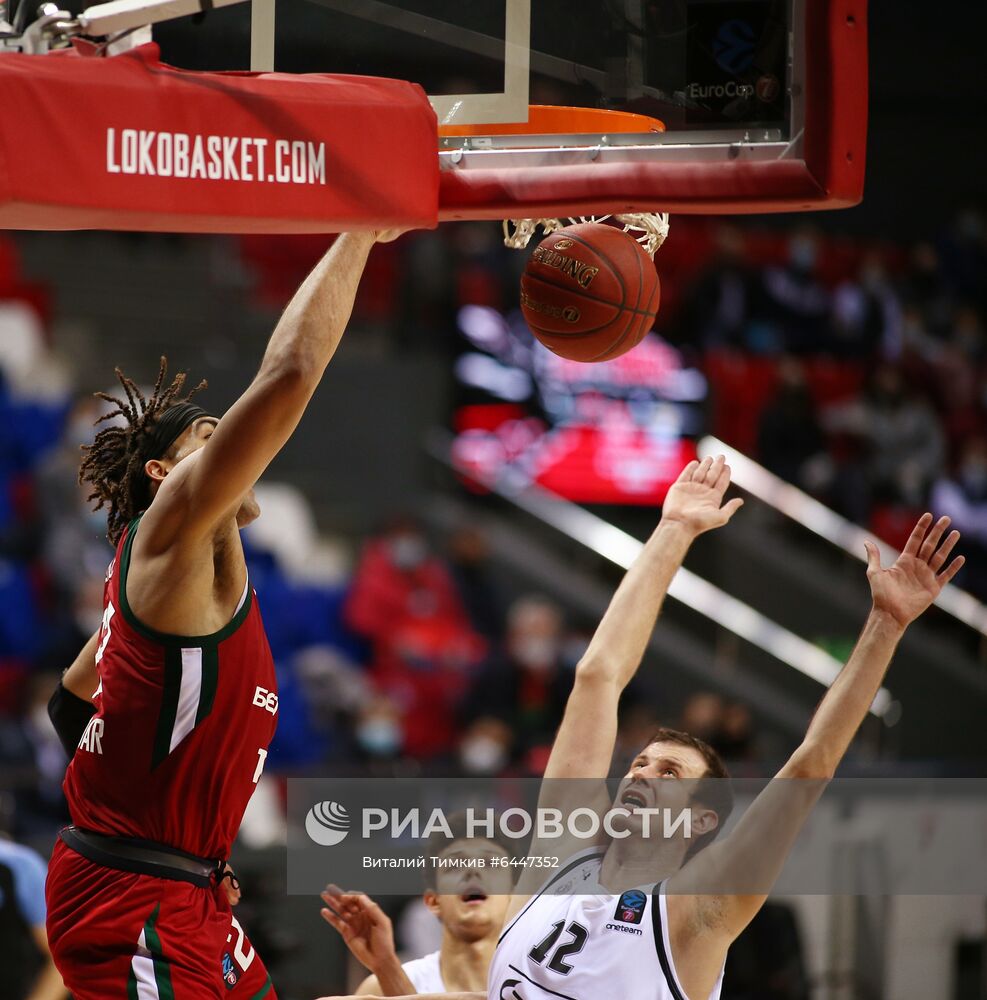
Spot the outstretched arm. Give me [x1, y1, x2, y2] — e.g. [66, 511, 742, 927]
[142, 231, 398, 553]
[544, 455, 743, 783]
[672, 514, 964, 948]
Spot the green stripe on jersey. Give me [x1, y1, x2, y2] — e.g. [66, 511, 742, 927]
[126, 903, 174, 1000]
[195, 645, 219, 726]
[249, 974, 273, 1000]
[143, 904, 175, 1000]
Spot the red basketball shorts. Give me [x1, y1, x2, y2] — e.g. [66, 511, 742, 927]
[46, 838, 277, 999]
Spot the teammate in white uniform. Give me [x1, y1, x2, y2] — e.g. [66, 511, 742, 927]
[320, 456, 963, 1000]
[321, 822, 513, 995]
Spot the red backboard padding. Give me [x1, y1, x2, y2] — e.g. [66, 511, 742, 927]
[0, 44, 438, 233]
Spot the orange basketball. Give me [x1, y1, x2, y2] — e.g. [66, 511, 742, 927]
[520, 223, 660, 362]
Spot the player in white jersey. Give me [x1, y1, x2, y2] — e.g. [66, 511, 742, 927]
[320, 455, 963, 1000]
[321, 822, 514, 994]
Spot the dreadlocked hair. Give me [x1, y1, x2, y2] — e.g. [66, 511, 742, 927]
[79, 357, 207, 545]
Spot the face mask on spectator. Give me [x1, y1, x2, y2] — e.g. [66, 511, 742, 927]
[356, 718, 402, 757]
[511, 636, 558, 672]
[460, 735, 508, 775]
[389, 535, 427, 570]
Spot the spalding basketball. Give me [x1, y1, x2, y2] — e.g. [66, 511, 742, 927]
[520, 223, 660, 362]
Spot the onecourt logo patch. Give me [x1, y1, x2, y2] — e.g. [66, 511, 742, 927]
[305, 800, 350, 846]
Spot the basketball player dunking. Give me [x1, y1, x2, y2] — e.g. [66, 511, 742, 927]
[45, 229, 399, 1000]
[320, 455, 963, 1000]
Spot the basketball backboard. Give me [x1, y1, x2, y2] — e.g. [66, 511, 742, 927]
[151, 0, 867, 218]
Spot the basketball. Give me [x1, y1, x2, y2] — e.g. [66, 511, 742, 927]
[520, 223, 660, 362]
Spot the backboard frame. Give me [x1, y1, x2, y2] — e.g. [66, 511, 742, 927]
[436, 0, 866, 219]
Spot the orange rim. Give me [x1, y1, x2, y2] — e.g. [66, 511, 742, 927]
[438, 105, 665, 138]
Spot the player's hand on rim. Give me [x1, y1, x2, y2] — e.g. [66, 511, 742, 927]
[864, 513, 964, 629]
[372, 227, 408, 244]
[659, 454, 744, 537]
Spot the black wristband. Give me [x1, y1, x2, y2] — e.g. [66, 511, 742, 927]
[48, 681, 97, 759]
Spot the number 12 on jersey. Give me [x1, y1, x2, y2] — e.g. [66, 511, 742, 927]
[529, 920, 588, 975]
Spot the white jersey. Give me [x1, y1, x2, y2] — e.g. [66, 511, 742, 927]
[401, 950, 446, 992]
[488, 848, 724, 1000]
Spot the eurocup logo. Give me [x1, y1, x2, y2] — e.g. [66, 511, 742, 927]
[712, 19, 755, 75]
[305, 800, 350, 846]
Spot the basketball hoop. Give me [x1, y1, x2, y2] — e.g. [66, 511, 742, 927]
[503, 212, 670, 260]
[441, 105, 672, 261]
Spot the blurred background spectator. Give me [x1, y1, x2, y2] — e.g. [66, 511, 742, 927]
[0, 835, 66, 1000]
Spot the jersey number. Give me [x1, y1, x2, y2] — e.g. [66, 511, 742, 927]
[95, 602, 115, 665]
[228, 915, 255, 970]
[528, 920, 588, 976]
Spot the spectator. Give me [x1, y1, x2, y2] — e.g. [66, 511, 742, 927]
[684, 225, 757, 351]
[678, 694, 758, 764]
[760, 228, 830, 354]
[902, 241, 954, 337]
[463, 595, 570, 761]
[931, 437, 987, 600]
[826, 365, 945, 518]
[0, 674, 69, 840]
[937, 209, 987, 311]
[756, 358, 826, 491]
[456, 716, 514, 776]
[345, 516, 486, 759]
[371, 610, 485, 759]
[446, 525, 507, 641]
[344, 516, 468, 646]
[715, 702, 758, 763]
[0, 835, 66, 1000]
[679, 692, 726, 746]
[352, 694, 406, 764]
[830, 251, 902, 358]
[949, 304, 985, 364]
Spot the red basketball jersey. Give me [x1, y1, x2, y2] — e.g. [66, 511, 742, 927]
[64, 516, 278, 860]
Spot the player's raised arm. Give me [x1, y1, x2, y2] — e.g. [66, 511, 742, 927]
[543, 456, 743, 784]
[140, 230, 396, 553]
[671, 513, 964, 943]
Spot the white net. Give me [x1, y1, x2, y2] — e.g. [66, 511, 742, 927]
[503, 212, 670, 259]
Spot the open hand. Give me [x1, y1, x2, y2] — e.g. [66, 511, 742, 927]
[319, 884, 396, 972]
[660, 455, 744, 537]
[865, 514, 964, 628]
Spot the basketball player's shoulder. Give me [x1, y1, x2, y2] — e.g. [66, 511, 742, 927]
[400, 950, 445, 992]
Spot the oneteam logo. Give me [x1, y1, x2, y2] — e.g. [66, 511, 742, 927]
[305, 800, 351, 846]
